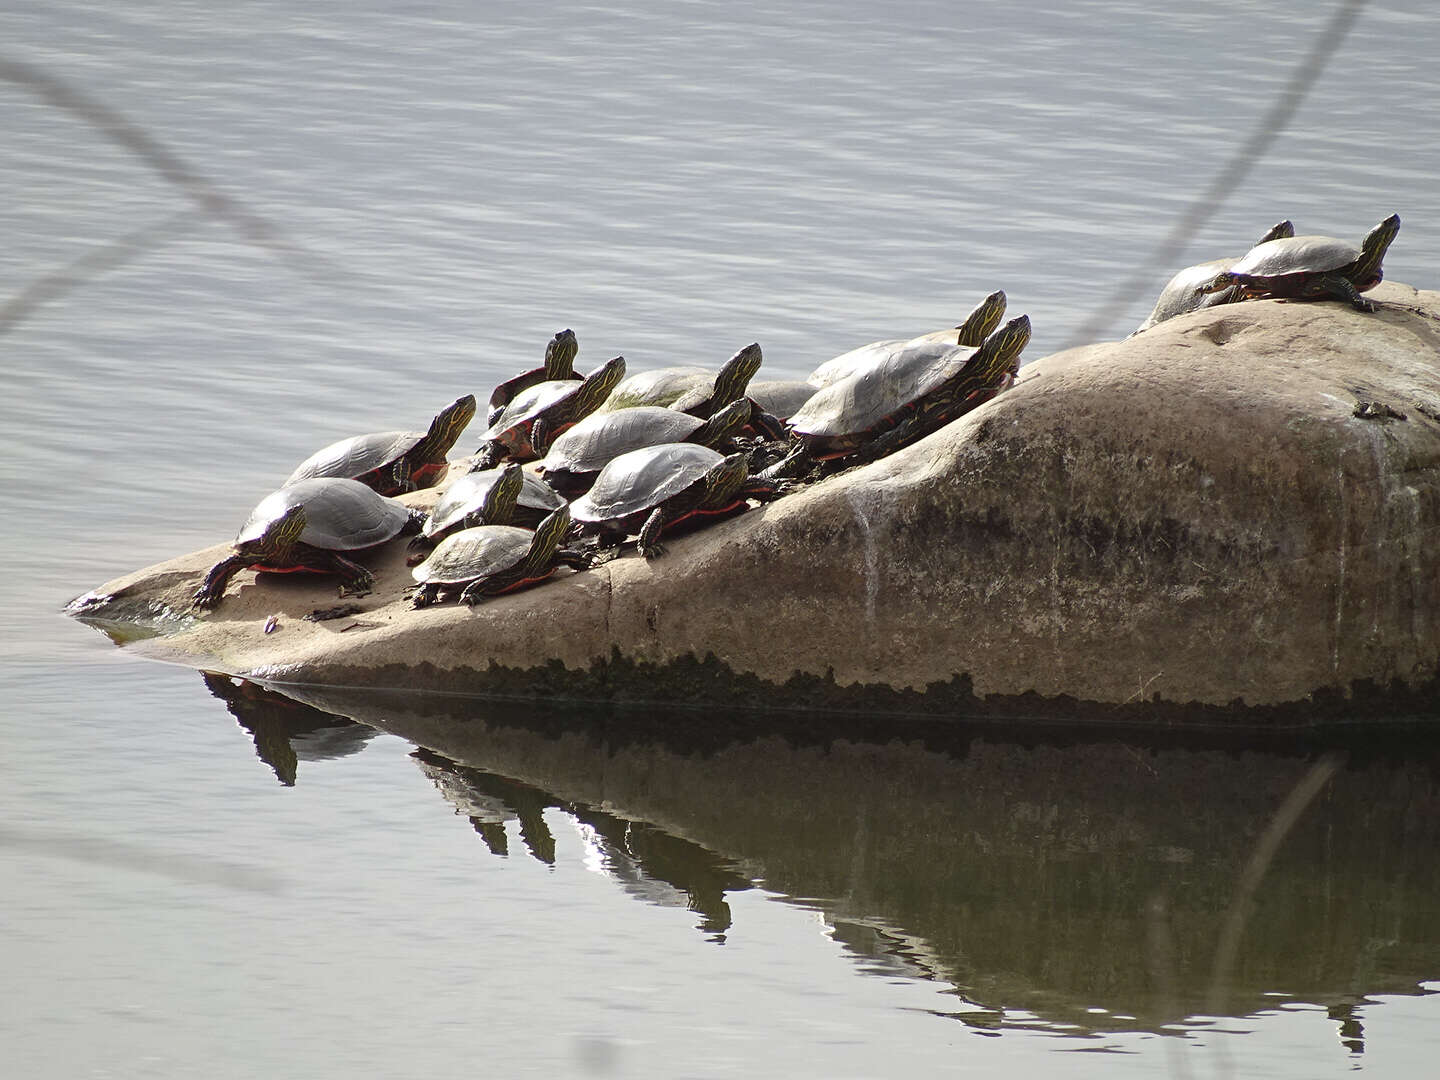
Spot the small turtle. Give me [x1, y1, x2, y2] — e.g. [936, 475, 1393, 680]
[475, 355, 627, 468]
[284, 395, 477, 496]
[405, 462, 566, 564]
[194, 478, 422, 610]
[1133, 221, 1295, 334]
[1199, 214, 1400, 312]
[781, 314, 1031, 471]
[808, 290, 1007, 389]
[410, 505, 589, 607]
[538, 398, 752, 497]
[570, 443, 784, 559]
[486, 329, 580, 425]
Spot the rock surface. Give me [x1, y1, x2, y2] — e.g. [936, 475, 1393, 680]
[72, 282, 1440, 719]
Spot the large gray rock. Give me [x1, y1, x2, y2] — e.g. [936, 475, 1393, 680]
[72, 283, 1440, 719]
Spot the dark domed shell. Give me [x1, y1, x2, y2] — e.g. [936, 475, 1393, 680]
[424, 467, 565, 538]
[285, 430, 423, 487]
[597, 367, 711, 412]
[541, 407, 707, 474]
[570, 443, 725, 523]
[411, 525, 534, 586]
[1228, 235, 1360, 278]
[481, 379, 587, 440]
[238, 478, 412, 550]
[789, 340, 979, 439]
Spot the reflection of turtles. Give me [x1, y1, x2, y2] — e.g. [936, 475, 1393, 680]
[1133, 221, 1294, 334]
[410, 505, 588, 607]
[406, 463, 565, 564]
[808, 290, 1007, 389]
[486, 329, 580, 425]
[1200, 214, 1400, 312]
[284, 395, 476, 495]
[475, 355, 626, 468]
[539, 399, 751, 497]
[570, 444, 784, 559]
[783, 315, 1031, 469]
[194, 478, 421, 610]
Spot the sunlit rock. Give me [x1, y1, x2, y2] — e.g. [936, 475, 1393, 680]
[72, 282, 1440, 717]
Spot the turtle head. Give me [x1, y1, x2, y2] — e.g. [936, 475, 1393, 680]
[420, 394, 478, 454]
[525, 504, 572, 569]
[1259, 220, 1295, 245]
[1353, 213, 1401, 289]
[545, 329, 579, 377]
[694, 398, 752, 447]
[956, 290, 1007, 346]
[712, 343, 763, 405]
[976, 315, 1032, 381]
[704, 452, 751, 507]
[576, 355, 628, 412]
[479, 463, 524, 525]
[261, 504, 307, 556]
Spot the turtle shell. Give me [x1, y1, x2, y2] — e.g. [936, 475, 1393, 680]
[745, 379, 819, 422]
[598, 367, 710, 412]
[423, 466, 565, 538]
[789, 340, 981, 440]
[570, 443, 725, 524]
[285, 430, 425, 488]
[411, 525, 534, 587]
[1135, 257, 1238, 332]
[481, 379, 587, 442]
[238, 478, 412, 551]
[1228, 235, 1361, 279]
[541, 407, 708, 475]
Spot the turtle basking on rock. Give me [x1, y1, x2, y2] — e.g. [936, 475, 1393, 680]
[475, 355, 627, 469]
[807, 290, 1008, 389]
[1133, 220, 1294, 334]
[770, 314, 1031, 478]
[405, 462, 567, 565]
[570, 443, 785, 559]
[410, 505, 590, 607]
[284, 395, 477, 496]
[1198, 214, 1400, 313]
[538, 398, 752, 497]
[194, 478, 423, 611]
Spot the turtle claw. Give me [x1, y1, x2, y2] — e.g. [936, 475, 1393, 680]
[639, 541, 667, 560]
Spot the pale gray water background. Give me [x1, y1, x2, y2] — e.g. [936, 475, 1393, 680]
[4, 1, 1440, 1076]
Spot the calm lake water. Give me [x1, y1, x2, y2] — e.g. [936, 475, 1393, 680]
[5, 1, 1440, 1076]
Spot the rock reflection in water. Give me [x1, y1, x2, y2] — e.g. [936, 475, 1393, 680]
[210, 675, 1440, 1045]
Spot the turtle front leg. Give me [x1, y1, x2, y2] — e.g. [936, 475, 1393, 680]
[637, 508, 671, 559]
[192, 554, 252, 611]
[1312, 273, 1377, 313]
[411, 582, 442, 608]
[852, 414, 930, 465]
[474, 440, 504, 469]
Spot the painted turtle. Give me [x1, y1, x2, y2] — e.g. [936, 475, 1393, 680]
[193, 477, 422, 610]
[486, 329, 580, 425]
[538, 398, 752, 497]
[570, 443, 784, 559]
[475, 354, 627, 468]
[599, 342, 762, 415]
[284, 395, 477, 496]
[807, 290, 1007, 389]
[1199, 214, 1400, 312]
[406, 462, 566, 564]
[784, 314, 1031, 467]
[1133, 220, 1295, 334]
[410, 505, 589, 607]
